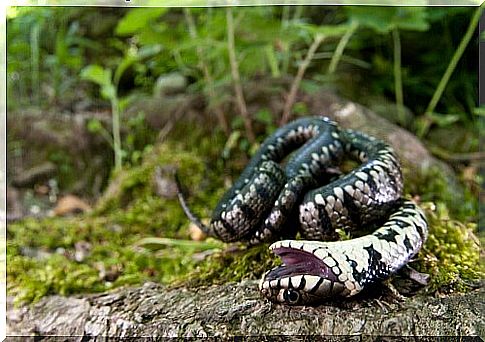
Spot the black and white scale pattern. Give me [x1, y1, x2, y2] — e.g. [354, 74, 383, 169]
[176, 116, 429, 305]
[259, 200, 428, 305]
[299, 129, 404, 241]
[179, 116, 348, 243]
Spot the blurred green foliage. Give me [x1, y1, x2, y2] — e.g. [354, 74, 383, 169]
[7, 7, 478, 125]
[7, 6, 480, 166]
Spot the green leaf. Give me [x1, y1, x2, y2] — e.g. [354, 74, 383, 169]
[115, 8, 167, 36]
[118, 93, 139, 113]
[293, 102, 309, 115]
[426, 7, 470, 23]
[231, 116, 244, 130]
[137, 44, 163, 59]
[264, 45, 280, 77]
[54, 27, 68, 63]
[86, 118, 103, 133]
[222, 131, 241, 159]
[135, 237, 223, 252]
[113, 44, 162, 87]
[86, 119, 113, 146]
[473, 107, 485, 117]
[236, 9, 283, 44]
[80, 65, 111, 88]
[138, 23, 169, 46]
[426, 112, 461, 127]
[346, 7, 429, 33]
[296, 23, 351, 39]
[255, 108, 273, 125]
[393, 8, 430, 31]
[101, 84, 116, 102]
[81, 65, 115, 100]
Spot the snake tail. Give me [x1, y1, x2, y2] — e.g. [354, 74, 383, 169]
[174, 171, 215, 237]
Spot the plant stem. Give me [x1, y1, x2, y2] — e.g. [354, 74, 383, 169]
[425, 6, 483, 117]
[328, 21, 358, 75]
[184, 9, 230, 136]
[392, 28, 405, 125]
[292, 6, 303, 22]
[226, 7, 255, 143]
[281, 6, 290, 28]
[280, 6, 291, 75]
[281, 34, 325, 125]
[314, 52, 371, 69]
[265, 45, 280, 77]
[111, 97, 122, 172]
[429, 145, 485, 162]
[30, 23, 40, 105]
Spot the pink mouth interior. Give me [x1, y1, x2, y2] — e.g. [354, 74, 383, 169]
[266, 247, 338, 282]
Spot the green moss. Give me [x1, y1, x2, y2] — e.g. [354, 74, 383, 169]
[7, 129, 230, 305]
[403, 166, 478, 222]
[403, 166, 481, 292]
[417, 202, 482, 293]
[7, 248, 104, 304]
[7, 236, 217, 304]
[175, 243, 280, 288]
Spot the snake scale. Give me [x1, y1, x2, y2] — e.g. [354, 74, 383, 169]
[177, 116, 428, 305]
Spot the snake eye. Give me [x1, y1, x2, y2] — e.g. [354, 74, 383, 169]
[284, 289, 300, 304]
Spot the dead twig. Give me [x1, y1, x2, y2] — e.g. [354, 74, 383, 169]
[157, 105, 186, 143]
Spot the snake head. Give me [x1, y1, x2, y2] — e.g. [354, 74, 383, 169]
[259, 240, 353, 305]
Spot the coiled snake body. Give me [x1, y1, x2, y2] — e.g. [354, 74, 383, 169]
[177, 116, 428, 305]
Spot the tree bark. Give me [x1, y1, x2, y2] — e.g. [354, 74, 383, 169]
[7, 281, 484, 337]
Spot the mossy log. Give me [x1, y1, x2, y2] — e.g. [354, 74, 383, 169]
[7, 281, 484, 337]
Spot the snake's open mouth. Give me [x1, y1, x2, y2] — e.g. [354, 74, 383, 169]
[266, 247, 338, 282]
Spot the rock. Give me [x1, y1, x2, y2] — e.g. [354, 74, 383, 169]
[74, 241, 92, 262]
[6, 186, 24, 221]
[154, 72, 188, 96]
[7, 282, 484, 337]
[7, 295, 89, 336]
[301, 90, 464, 198]
[53, 195, 92, 216]
[123, 93, 204, 131]
[361, 94, 415, 128]
[304, 92, 429, 171]
[189, 223, 207, 241]
[11, 162, 57, 188]
[241, 79, 462, 184]
[7, 109, 113, 196]
[19, 246, 53, 260]
[154, 166, 178, 200]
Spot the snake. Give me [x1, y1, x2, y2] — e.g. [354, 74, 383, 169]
[176, 116, 428, 305]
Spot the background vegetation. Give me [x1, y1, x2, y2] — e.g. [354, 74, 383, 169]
[6, 6, 483, 304]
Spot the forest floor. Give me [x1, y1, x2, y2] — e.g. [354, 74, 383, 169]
[6, 85, 483, 337]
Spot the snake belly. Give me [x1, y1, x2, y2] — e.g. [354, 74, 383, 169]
[176, 116, 428, 304]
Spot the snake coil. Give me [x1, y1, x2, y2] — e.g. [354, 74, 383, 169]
[177, 116, 428, 305]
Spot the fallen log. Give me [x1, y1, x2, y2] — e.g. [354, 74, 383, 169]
[7, 281, 484, 337]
